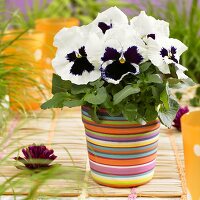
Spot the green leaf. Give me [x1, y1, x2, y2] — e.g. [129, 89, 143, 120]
[52, 74, 72, 94]
[84, 87, 107, 105]
[196, 86, 200, 97]
[151, 86, 160, 101]
[158, 97, 179, 128]
[190, 97, 200, 107]
[160, 83, 169, 110]
[140, 62, 151, 72]
[88, 105, 100, 123]
[63, 99, 83, 107]
[113, 85, 140, 105]
[175, 92, 183, 100]
[122, 103, 137, 122]
[41, 92, 71, 109]
[146, 74, 163, 83]
[145, 105, 158, 121]
[71, 84, 91, 95]
[89, 79, 104, 88]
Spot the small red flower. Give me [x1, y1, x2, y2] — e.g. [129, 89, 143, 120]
[173, 106, 189, 131]
[14, 144, 57, 170]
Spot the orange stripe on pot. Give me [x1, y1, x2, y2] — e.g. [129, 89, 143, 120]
[84, 122, 160, 135]
[88, 152, 157, 166]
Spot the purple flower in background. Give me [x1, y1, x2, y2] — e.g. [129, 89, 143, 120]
[173, 106, 189, 131]
[14, 144, 57, 170]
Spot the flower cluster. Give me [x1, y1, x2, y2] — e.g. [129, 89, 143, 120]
[42, 7, 194, 128]
[53, 7, 188, 85]
[14, 144, 57, 170]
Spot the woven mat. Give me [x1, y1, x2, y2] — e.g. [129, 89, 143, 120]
[0, 107, 186, 199]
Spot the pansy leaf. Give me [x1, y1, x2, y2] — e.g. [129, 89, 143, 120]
[113, 85, 140, 105]
[151, 86, 160, 101]
[84, 87, 107, 105]
[63, 99, 83, 107]
[168, 78, 181, 87]
[88, 106, 100, 123]
[160, 83, 169, 110]
[52, 74, 72, 94]
[139, 62, 151, 72]
[41, 92, 75, 109]
[71, 84, 92, 95]
[145, 105, 158, 121]
[158, 97, 179, 128]
[146, 74, 163, 83]
[122, 103, 138, 122]
[89, 78, 104, 88]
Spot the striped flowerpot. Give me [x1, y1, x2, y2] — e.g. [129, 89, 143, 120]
[82, 106, 160, 188]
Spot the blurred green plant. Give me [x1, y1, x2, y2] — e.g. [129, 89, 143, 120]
[6, 0, 138, 29]
[189, 86, 200, 106]
[0, 11, 47, 134]
[142, 0, 200, 83]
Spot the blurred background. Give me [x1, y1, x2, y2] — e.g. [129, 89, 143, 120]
[0, 0, 200, 133]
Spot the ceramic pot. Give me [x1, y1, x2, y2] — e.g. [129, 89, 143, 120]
[82, 106, 160, 188]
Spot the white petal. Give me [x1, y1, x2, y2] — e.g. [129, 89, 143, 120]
[169, 38, 188, 56]
[85, 32, 104, 67]
[130, 11, 169, 38]
[53, 26, 86, 51]
[176, 69, 189, 79]
[147, 38, 170, 74]
[93, 7, 128, 27]
[175, 63, 188, 71]
[174, 63, 188, 79]
[53, 56, 100, 85]
[164, 57, 173, 64]
[87, 7, 128, 37]
[103, 25, 147, 61]
[52, 57, 72, 78]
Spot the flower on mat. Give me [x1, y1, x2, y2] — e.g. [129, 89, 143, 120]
[87, 6, 128, 36]
[173, 106, 189, 131]
[147, 36, 188, 79]
[130, 11, 169, 42]
[14, 144, 57, 170]
[100, 26, 147, 84]
[52, 26, 102, 85]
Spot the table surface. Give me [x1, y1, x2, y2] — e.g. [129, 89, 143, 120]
[0, 107, 187, 200]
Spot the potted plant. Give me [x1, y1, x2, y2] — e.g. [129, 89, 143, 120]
[41, 7, 193, 187]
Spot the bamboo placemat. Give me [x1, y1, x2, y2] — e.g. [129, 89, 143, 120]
[0, 107, 185, 199]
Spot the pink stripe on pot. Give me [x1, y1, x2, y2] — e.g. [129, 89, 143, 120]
[89, 159, 156, 176]
[86, 131, 159, 142]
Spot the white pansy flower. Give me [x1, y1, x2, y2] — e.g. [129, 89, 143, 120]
[86, 7, 128, 37]
[52, 26, 102, 85]
[100, 26, 147, 84]
[147, 36, 188, 79]
[130, 11, 169, 42]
